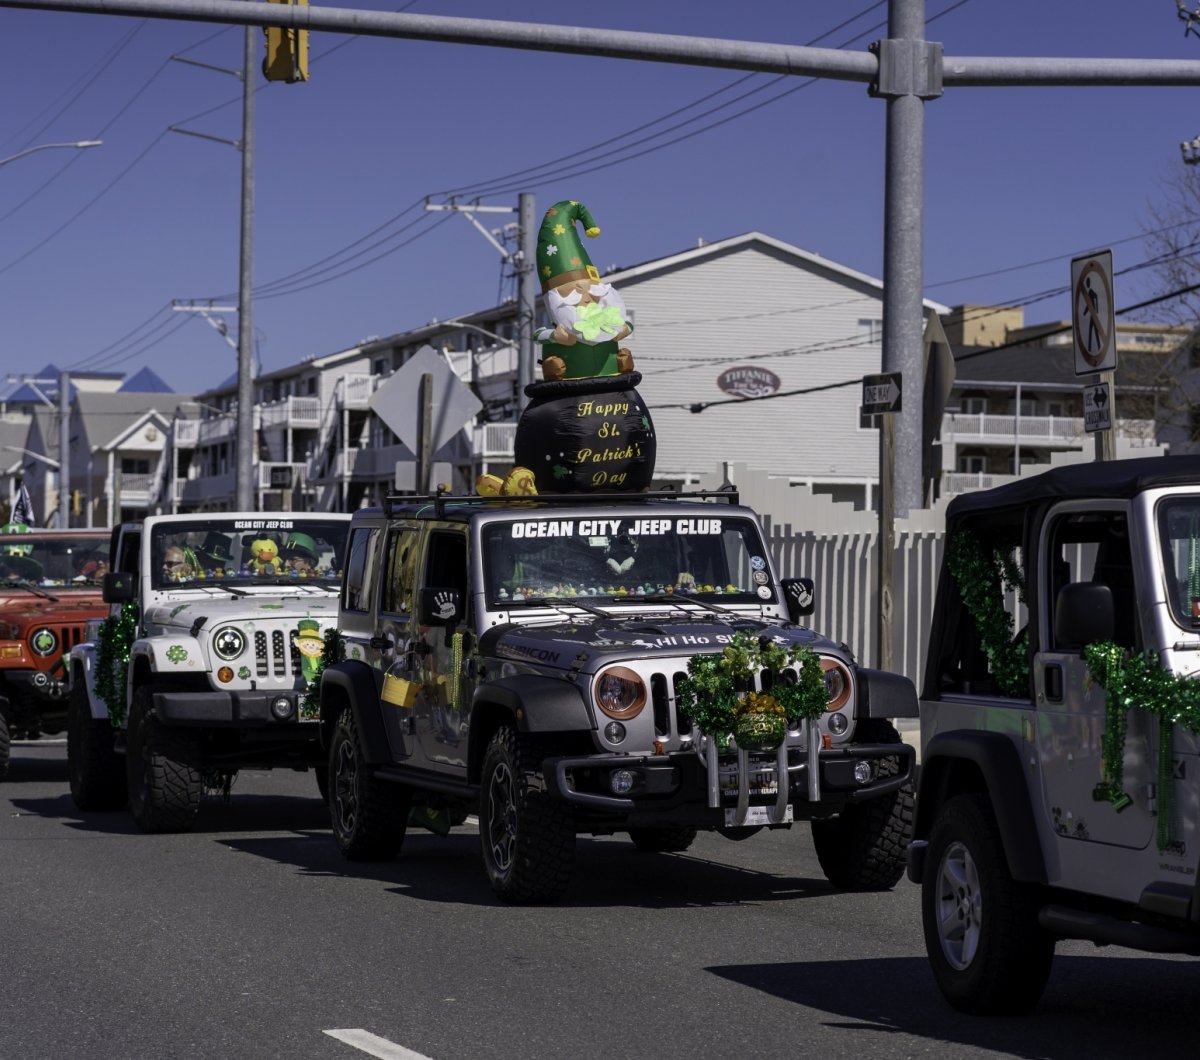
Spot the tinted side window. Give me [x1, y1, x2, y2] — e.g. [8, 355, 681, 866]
[1045, 509, 1136, 651]
[424, 530, 467, 598]
[381, 526, 420, 616]
[342, 527, 380, 613]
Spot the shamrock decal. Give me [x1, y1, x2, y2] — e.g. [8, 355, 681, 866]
[237, 666, 251, 680]
[165, 645, 188, 664]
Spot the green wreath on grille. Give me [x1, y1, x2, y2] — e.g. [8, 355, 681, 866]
[93, 601, 139, 728]
[675, 630, 828, 750]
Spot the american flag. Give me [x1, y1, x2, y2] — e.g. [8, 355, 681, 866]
[11, 480, 34, 527]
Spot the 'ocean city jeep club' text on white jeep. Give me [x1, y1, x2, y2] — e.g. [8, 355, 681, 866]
[910, 454, 1200, 1014]
[66, 513, 350, 832]
[318, 488, 919, 903]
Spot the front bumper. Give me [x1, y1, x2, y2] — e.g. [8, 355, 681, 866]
[152, 689, 311, 727]
[543, 740, 915, 822]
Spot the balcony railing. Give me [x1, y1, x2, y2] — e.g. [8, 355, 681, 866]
[340, 373, 375, 410]
[942, 412, 1157, 445]
[260, 396, 321, 431]
[174, 419, 200, 447]
[180, 471, 235, 505]
[258, 462, 307, 490]
[942, 471, 1020, 494]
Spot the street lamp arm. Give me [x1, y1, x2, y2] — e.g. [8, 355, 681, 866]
[0, 140, 101, 168]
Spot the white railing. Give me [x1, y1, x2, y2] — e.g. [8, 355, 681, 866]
[119, 473, 156, 495]
[473, 422, 517, 458]
[180, 471, 235, 505]
[198, 415, 237, 446]
[258, 462, 305, 489]
[942, 412, 1157, 445]
[259, 395, 321, 430]
[173, 419, 200, 447]
[340, 373, 375, 409]
[941, 471, 1019, 494]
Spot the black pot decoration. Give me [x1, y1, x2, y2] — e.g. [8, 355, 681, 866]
[514, 373, 656, 493]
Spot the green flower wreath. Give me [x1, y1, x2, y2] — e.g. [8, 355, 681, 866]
[94, 601, 139, 728]
[946, 530, 1029, 697]
[300, 627, 340, 720]
[675, 630, 828, 743]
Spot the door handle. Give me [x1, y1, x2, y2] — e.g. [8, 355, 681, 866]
[1044, 663, 1063, 703]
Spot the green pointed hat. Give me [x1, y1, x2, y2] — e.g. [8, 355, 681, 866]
[537, 200, 602, 292]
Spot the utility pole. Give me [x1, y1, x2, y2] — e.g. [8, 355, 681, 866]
[58, 369, 69, 526]
[424, 194, 535, 411]
[236, 23, 255, 511]
[168, 31, 255, 511]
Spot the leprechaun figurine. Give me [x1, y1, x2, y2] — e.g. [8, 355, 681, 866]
[292, 618, 326, 689]
[534, 200, 635, 381]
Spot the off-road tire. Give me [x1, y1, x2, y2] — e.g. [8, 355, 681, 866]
[126, 685, 202, 833]
[0, 710, 10, 782]
[67, 679, 126, 810]
[480, 725, 575, 903]
[628, 826, 698, 853]
[315, 763, 330, 805]
[922, 793, 1055, 1015]
[329, 708, 410, 861]
[810, 719, 914, 891]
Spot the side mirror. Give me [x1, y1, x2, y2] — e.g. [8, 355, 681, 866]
[420, 587, 462, 626]
[781, 577, 815, 622]
[1055, 582, 1114, 650]
[102, 570, 136, 604]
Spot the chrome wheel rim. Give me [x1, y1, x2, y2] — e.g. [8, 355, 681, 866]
[935, 839, 982, 971]
[333, 737, 357, 836]
[485, 760, 517, 873]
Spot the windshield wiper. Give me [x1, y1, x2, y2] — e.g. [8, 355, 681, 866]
[7, 580, 57, 601]
[510, 595, 611, 617]
[641, 592, 737, 615]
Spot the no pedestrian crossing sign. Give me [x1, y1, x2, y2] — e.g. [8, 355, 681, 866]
[1071, 250, 1117, 376]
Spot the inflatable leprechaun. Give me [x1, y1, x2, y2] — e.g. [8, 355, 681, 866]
[480, 200, 657, 497]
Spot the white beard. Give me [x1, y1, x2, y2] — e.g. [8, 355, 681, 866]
[546, 283, 629, 345]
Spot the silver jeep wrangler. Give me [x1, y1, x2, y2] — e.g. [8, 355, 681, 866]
[910, 454, 1200, 1014]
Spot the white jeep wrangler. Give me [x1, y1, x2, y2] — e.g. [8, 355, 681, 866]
[66, 512, 350, 832]
[910, 455, 1200, 1014]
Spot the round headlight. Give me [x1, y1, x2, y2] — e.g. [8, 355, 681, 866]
[820, 658, 852, 711]
[213, 626, 246, 661]
[30, 627, 57, 657]
[594, 665, 647, 720]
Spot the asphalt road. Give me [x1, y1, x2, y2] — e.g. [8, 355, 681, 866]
[3, 738, 1198, 1060]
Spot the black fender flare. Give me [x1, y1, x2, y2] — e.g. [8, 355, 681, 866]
[472, 674, 593, 734]
[916, 729, 1047, 884]
[320, 660, 390, 765]
[854, 666, 919, 719]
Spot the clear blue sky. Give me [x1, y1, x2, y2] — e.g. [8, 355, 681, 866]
[0, 0, 1198, 396]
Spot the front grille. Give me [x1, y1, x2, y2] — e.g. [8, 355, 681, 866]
[250, 626, 307, 681]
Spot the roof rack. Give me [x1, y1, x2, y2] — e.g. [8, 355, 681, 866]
[382, 485, 740, 519]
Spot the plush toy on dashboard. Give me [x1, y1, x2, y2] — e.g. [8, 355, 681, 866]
[249, 537, 283, 575]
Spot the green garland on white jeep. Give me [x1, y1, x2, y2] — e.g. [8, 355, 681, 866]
[946, 531, 1029, 697]
[93, 601, 138, 728]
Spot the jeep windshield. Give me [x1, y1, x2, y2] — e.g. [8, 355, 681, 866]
[481, 513, 776, 608]
[151, 517, 348, 591]
[0, 531, 109, 590]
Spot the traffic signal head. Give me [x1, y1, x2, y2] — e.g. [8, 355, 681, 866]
[262, 0, 309, 83]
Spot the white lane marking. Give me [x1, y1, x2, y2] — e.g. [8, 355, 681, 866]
[324, 1029, 435, 1060]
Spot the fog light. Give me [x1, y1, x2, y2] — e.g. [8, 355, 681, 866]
[271, 696, 294, 720]
[32, 671, 48, 687]
[827, 712, 848, 735]
[603, 720, 626, 744]
[610, 768, 635, 795]
[216, 666, 234, 683]
[853, 760, 874, 785]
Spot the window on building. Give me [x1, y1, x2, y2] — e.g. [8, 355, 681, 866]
[1045, 401, 1065, 418]
[857, 318, 883, 343]
[1019, 398, 1037, 417]
[958, 454, 988, 475]
[121, 457, 150, 476]
[963, 396, 989, 415]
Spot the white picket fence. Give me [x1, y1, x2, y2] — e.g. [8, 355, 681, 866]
[700, 447, 1165, 689]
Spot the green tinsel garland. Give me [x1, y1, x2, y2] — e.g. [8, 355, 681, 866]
[946, 530, 1029, 697]
[300, 627, 340, 720]
[93, 601, 139, 728]
[1084, 641, 1200, 846]
[675, 630, 829, 743]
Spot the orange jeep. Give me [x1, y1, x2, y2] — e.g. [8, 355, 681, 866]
[0, 527, 110, 781]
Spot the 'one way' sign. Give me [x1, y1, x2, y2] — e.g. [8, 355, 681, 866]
[862, 372, 902, 415]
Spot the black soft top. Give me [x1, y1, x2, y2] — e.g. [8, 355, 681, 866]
[946, 454, 1200, 525]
